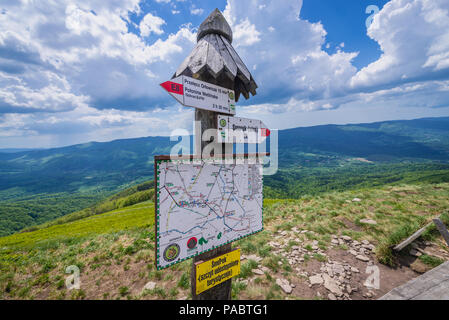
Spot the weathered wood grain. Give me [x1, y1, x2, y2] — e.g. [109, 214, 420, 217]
[215, 34, 238, 77]
[174, 8, 257, 101]
[222, 37, 251, 82]
[433, 218, 449, 247]
[197, 8, 233, 43]
[205, 34, 225, 78]
[188, 39, 209, 75]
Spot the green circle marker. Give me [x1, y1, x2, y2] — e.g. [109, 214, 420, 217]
[163, 244, 180, 262]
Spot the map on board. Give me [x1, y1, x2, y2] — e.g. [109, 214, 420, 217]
[155, 157, 263, 269]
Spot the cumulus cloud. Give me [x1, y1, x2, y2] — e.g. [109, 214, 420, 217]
[1, 0, 448, 148]
[233, 18, 261, 47]
[0, 0, 199, 146]
[190, 7, 204, 16]
[0, 71, 89, 113]
[351, 0, 449, 90]
[139, 13, 166, 37]
[0, 0, 196, 115]
[223, 0, 358, 107]
[224, 0, 449, 114]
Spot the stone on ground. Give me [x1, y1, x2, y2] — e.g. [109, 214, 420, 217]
[253, 268, 264, 275]
[276, 278, 293, 294]
[360, 219, 377, 225]
[143, 281, 156, 291]
[328, 293, 337, 300]
[309, 274, 324, 286]
[356, 255, 370, 262]
[322, 273, 343, 297]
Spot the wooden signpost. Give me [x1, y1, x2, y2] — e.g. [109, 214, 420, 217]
[159, 8, 260, 300]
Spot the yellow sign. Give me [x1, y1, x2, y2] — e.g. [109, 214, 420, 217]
[195, 249, 241, 295]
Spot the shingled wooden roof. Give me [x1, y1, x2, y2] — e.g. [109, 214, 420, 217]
[174, 8, 257, 102]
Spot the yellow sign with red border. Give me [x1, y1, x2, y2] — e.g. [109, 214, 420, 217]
[195, 249, 241, 295]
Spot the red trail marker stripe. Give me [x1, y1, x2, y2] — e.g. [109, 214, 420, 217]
[160, 81, 184, 95]
[261, 128, 271, 137]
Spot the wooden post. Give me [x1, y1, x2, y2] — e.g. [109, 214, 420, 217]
[190, 107, 233, 300]
[174, 8, 258, 300]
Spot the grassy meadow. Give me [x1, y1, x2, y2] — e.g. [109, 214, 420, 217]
[1, 182, 448, 300]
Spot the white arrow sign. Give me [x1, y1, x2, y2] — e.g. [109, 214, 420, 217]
[160, 75, 236, 115]
[217, 115, 270, 144]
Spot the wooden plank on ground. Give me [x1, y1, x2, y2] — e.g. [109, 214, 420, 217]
[379, 261, 449, 300]
[393, 221, 435, 251]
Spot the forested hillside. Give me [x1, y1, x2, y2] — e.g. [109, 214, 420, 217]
[1, 117, 448, 236]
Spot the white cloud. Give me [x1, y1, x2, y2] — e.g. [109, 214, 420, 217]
[0, 71, 89, 113]
[139, 13, 166, 37]
[1, 0, 449, 148]
[351, 0, 449, 90]
[190, 8, 204, 16]
[223, 0, 357, 105]
[0, 1, 196, 112]
[224, 0, 449, 117]
[0, 0, 197, 146]
[233, 18, 261, 47]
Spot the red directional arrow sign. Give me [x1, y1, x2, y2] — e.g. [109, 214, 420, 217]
[160, 75, 236, 115]
[160, 80, 183, 95]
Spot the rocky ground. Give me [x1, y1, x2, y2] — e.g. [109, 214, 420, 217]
[235, 225, 449, 300]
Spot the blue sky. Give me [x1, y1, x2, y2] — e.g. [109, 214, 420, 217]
[0, 0, 449, 148]
[301, 0, 390, 69]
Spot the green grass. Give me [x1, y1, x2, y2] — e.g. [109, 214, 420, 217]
[419, 255, 445, 268]
[0, 201, 154, 248]
[0, 191, 108, 237]
[18, 181, 155, 234]
[177, 272, 190, 290]
[119, 286, 129, 297]
[1, 181, 449, 300]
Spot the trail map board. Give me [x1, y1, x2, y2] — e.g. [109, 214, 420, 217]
[155, 156, 263, 270]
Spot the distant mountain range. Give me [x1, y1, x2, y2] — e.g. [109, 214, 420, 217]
[1, 117, 448, 195]
[1, 116, 449, 237]
[0, 148, 44, 153]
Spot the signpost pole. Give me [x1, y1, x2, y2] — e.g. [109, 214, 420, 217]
[167, 8, 258, 300]
[191, 108, 233, 301]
